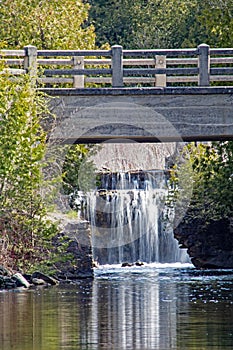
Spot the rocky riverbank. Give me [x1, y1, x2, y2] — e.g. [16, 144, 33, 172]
[0, 215, 95, 291]
[0, 267, 59, 290]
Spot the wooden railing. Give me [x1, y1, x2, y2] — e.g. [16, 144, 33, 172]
[1, 44, 233, 88]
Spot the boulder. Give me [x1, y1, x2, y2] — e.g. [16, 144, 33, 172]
[31, 272, 58, 285]
[32, 278, 47, 286]
[12, 273, 30, 288]
[121, 262, 134, 267]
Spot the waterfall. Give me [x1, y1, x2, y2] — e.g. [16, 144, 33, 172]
[87, 170, 189, 265]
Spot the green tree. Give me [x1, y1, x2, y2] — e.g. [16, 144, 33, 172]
[87, 0, 200, 48]
[198, 0, 233, 47]
[0, 0, 99, 272]
[0, 65, 57, 271]
[62, 144, 98, 195]
[183, 0, 233, 47]
[171, 142, 233, 225]
[0, 0, 96, 49]
[87, 0, 233, 49]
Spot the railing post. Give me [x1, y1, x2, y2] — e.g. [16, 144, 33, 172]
[198, 43, 210, 86]
[73, 56, 84, 88]
[111, 45, 123, 87]
[24, 45, 37, 83]
[155, 55, 166, 87]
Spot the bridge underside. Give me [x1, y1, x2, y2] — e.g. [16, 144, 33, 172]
[42, 87, 233, 144]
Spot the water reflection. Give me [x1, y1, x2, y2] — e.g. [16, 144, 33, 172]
[0, 265, 233, 350]
[90, 273, 161, 349]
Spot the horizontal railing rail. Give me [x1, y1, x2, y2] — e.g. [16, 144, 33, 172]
[1, 44, 233, 88]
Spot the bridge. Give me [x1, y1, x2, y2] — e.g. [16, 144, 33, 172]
[1, 44, 233, 143]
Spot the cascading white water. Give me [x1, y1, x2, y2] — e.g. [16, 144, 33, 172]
[87, 170, 189, 265]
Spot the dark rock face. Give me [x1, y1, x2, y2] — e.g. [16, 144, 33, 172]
[174, 215, 233, 268]
[52, 219, 94, 280]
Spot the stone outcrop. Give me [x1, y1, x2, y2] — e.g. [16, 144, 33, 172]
[174, 215, 233, 268]
[49, 214, 94, 279]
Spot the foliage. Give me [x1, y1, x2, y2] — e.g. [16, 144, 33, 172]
[0, 0, 96, 49]
[197, 0, 233, 47]
[0, 0, 102, 272]
[87, 0, 233, 48]
[170, 142, 233, 224]
[0, 66, 59, 271]
[86, 0, 196, 48]
[62, 144, 98, 194]
[1, 0, 232, 51]
[182, 0, 233, 47]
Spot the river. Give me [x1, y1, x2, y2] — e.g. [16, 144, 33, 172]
[0, 263, 232, 350]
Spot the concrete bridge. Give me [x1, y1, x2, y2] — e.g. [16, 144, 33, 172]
[1, 44, 233, 143]
[45, 86, 233, 143]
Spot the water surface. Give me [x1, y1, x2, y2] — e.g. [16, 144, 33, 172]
[0, 264, 232, 350]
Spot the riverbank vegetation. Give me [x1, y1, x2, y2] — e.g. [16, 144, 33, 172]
[0, 0, 98, 273]
[0, 65, 59, 272]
